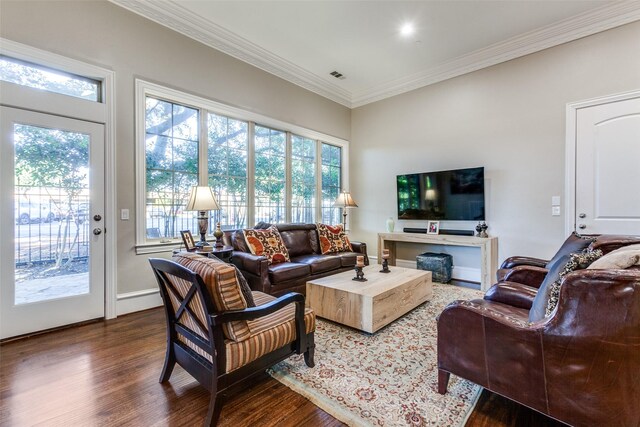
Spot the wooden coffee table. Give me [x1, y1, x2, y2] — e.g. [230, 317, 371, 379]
[306, 265, 433, 333]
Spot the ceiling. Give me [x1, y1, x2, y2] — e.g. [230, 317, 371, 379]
[111, 1, 640, 108]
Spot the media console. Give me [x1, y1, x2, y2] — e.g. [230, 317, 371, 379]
[377, 232, 498, 291]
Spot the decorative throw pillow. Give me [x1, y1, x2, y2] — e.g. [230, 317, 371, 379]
[243, 225, 290, 264]
[587, 244, 640, 270]
[544, 249, 603, 317]
[316, 223, 353, 254]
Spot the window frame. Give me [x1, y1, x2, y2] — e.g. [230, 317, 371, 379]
[135, 80, 349, 252]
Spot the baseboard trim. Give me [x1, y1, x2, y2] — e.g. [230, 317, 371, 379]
[371, 256, 481, 283]
[117, 288, 162, 316]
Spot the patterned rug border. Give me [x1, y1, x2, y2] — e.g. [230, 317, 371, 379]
[269, 283, 485, 427]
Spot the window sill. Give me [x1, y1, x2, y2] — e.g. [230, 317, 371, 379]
[135, 241, 183, 255]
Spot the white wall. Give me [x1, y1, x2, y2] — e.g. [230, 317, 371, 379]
[350, 21, 640, 277]
[0, 0, 351, 302]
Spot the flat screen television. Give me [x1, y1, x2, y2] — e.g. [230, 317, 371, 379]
[397, 167, 485, 221]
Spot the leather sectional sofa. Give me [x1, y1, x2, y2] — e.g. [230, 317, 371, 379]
[223, 223, 369, 296]
[437, 234, 640, 427]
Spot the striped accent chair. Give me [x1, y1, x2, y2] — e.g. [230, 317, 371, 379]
[149, 254, 315, 426]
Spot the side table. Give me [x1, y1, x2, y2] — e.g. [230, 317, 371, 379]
[172, 245, 234, 263]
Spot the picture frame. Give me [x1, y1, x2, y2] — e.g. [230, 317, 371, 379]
[427, 221, 440, 235]
[180, 230, 196, 251]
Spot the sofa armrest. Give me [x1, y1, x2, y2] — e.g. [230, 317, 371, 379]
[350, 241, 369, 265]
[500, 255, 548, 269]
[484, 282, 538, 310]
[231, 251, 268, 277]
[502, 266, 548, 288]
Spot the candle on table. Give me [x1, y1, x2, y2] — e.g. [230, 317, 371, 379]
[382, 249, 390, 259]
[356, 255, 365, 267]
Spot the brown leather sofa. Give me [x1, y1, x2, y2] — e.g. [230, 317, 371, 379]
[223, 223, 368, 296]
[437, 235, 640, 427]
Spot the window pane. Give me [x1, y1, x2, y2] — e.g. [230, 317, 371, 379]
[208, 113, 249, 230]
[145, 97, 199, 239]
[321, 142, 342, 225]
[291, 135, 316, 223]
[255, 125, 286, 224]
[0, 56, 100, 102]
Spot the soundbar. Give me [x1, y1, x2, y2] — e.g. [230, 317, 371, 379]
[403, 227, 474, 236]
[440, 229, 474, 236]
[403, 227, 427, 233]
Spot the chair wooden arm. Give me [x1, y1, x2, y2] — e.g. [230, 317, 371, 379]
[211, 292, 304, 324]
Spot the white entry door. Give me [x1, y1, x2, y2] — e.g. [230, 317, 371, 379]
[0, 107, 105, 338]
[574, 96, 640, 235]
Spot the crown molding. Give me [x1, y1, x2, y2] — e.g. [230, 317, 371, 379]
[110, 0, 640, 109]
[109, 0, 352, 107]
[350, 1, 640, 107]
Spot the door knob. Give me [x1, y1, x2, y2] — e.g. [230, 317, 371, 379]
[578, 224, 586, 229]
[93, 228, 102, 235]
[578, 213, 586, 218]
[93, 214, 102, 221]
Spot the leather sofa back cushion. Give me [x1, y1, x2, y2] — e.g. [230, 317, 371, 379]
[317, 223, 353, 254]
[243, 226, 291, 265]
[279, 229, 316, 257]
[545, 232, 593, 269]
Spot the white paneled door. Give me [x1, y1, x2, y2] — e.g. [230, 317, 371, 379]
[0, 107, 105, 339]
[574, 96, 640, 235]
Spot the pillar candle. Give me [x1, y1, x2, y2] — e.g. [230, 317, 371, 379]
[356, 255, 365, 267]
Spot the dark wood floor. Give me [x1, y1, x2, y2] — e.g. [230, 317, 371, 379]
[0, 308, 566, 426]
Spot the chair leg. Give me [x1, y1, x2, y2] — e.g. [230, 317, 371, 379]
[204, 382, 223, 426]
[159, 344, 176, 383]
[438, 369, 450, 394]
[304, 346, 315, 368]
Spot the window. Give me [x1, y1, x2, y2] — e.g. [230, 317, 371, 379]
[321, 143, 343, 224]
[136, 80, 348, 248]
[254, 126, 286, 224]
[208, 113, 249, 229]
[0, 55, 100, 101]
[291, 135, 317, 223]
[145, 97, 199, 239]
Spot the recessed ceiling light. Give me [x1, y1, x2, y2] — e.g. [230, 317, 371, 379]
[400, 23, 414, 37]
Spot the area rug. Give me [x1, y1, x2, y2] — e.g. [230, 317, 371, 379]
[269, 283, 484, 427]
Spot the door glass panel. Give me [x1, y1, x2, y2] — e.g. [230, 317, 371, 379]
[14, 124, 90, 304]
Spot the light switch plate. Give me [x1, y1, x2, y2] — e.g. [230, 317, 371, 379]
[552, 206, 561, 216]
[121, 209, 129, 220]
[551, 196, 561, 206]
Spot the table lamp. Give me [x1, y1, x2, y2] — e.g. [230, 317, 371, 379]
[185, 185, 220, 249]
[334, 190, 358, 231]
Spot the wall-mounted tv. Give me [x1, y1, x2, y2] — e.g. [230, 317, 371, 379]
[397, 167, 485, 221]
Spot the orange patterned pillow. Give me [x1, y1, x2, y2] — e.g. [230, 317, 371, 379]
[317, 223, 353, 254]
[243, 225, 291, 264]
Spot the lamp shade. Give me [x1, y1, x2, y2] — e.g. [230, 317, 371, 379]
[334, 191, 358, 208]
[185, 186, 220, 211]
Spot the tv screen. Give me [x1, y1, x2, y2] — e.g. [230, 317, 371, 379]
[397, 167, 485, 221]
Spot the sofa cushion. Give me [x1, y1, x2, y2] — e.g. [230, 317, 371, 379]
[172, 252, 251, 342]
[588, 244, 640, 269]
[268, 262, 311, 283]
[545, 232, 593, 269]
[317, 223, 352, 254]
[279, 228, 316, 257]
[243, 225, 291, 264]
[290, 254, 342, 274]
